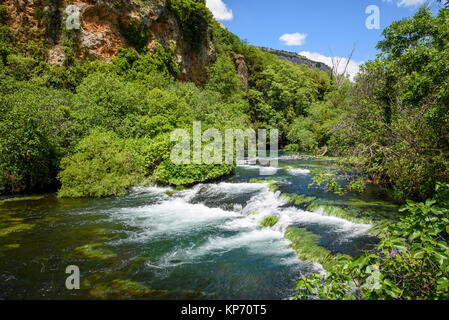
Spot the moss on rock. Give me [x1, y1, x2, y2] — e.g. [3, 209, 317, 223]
[260, 216, 279, 227]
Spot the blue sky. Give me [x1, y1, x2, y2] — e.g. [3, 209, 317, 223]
[205, 0, 442, 78]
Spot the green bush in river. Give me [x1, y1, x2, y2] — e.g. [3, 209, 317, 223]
[260, 216, 279, 228]
[57, 130, 145, 198]
[167, 0, 211, 50]
[293, 183, 449, 300]
[329, 7, 449, 201]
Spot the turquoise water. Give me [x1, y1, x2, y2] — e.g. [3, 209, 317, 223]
[0, 156, 398, 299]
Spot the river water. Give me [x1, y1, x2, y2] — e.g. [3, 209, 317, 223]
[0, 156, 398, 299]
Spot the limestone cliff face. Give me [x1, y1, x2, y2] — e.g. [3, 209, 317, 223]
[2, 0, 216, 84]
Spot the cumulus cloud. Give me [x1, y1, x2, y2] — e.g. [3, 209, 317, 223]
[382, 0, 427, 7]
[299, 51, 363, 81]
[206, 0, 233, 21]
[279, 33, 307, 46]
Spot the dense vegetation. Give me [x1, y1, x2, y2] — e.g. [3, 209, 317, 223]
[293, 183, 449, 300]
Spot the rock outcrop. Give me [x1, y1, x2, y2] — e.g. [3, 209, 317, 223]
[258, 47, 331, 72]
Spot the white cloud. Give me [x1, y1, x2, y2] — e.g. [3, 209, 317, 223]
[382, 0, 427, 7]
[299, 51, 363, 81]
[279, 33, 307, 46]
[206, 0, 233, 21]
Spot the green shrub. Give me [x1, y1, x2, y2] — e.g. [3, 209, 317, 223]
[33, 8, 45, 27]
[72, 72, 150, 135]
[206, 54, 242, 100]
[122, 133, 174, 175]
[0, 81, 73, 194]
[167, 0, 211, 50]
[309, 171, 345, 196]
[113, 45, 179, 86]
[287, 117, 318, 152]
[0, 5, 7, 24]
[57, 130, 145, 198]
[260, 216, 279, 227]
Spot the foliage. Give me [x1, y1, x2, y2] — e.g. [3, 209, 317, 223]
[71, 72, 151, 135]
[62, 20, 81, 67]
[0, 5, 8, 24]
[206, 54, 242, 101]
[0, 23, 15, 64]
[331, 6, 449, 201]
[153, 160, 234, 186]
[57, 130, 145, 198]
[113, 44, 179, 85]
[286, 117, 318, 152]
[167, 0, 211, 50]
[0, 79, 73, 194]
[33, 8, 45, 27]
[44, 0, 62, 44]
[309, 171, 345, 196]
[347, 178, 367, 194]
[292, 183, 449, 300]
[285, 227, 350, 270]
[282, 193, 316, 207]
[5, 54, 38, 81]
[119, 17, 150, 52]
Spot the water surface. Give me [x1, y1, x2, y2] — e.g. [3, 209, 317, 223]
[0, 156, 398, 299]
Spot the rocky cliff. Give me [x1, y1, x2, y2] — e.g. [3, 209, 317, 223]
[258, 46, 331, 72]
[1, 0, 215, 84]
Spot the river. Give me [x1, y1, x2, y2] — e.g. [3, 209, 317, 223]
[0, 155, 399, 299]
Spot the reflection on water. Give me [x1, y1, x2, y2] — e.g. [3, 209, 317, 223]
[0, 155, 398, 299]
